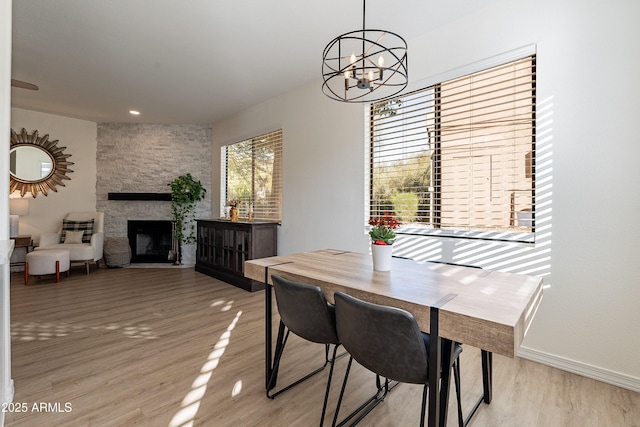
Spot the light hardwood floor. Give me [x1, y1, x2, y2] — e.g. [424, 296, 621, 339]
[5, 266, 640, 426]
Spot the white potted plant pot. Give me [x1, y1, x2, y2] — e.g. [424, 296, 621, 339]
[371, 243, 392, 271]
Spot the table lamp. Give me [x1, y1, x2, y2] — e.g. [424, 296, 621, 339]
[9, 198, 29, 238]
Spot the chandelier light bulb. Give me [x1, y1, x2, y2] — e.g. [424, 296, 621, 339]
[350, 52, 357, 64]
[377, 55, 384, 68]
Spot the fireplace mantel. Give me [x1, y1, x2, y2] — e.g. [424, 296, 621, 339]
[108, 193, 171, 201]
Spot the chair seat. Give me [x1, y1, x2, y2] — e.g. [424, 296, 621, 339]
[35, 244, 94, 261]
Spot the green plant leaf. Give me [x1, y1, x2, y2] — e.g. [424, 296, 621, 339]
[169, 174, 206, 245]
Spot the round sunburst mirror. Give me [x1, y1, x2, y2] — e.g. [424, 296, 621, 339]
[9, 128, 74, 198]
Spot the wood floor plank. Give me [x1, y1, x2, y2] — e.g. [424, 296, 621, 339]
[5, 267, 640, 426]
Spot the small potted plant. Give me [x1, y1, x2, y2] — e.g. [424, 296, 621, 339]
[368, 213, 400, 271]
[169, 174, 206, 264]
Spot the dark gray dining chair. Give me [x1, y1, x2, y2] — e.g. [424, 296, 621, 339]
[269, 275, 342, 426]
[332, 291, 464, 427]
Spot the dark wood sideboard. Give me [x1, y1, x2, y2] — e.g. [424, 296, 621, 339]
[195, 219, 278, 292]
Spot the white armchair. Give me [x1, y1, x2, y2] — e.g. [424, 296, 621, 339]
[35, 211, 104, 274]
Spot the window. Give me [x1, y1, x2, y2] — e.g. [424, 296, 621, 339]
[369, 55, 536, 242]
[221, 129, 283, 221]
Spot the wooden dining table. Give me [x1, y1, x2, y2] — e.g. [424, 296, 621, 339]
[245, 249, 544, 427]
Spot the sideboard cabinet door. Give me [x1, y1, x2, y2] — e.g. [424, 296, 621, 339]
[195, 220, 277, 292]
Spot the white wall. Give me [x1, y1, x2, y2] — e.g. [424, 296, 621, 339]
[212, 0, 640, 390]
[10, 108, 97, 241]
[1, 0, 12, 420]
[212, 83, 369, 255]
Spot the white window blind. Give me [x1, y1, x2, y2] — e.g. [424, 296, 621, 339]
[370, 55, 536, 242]
[222, 129, 283, 222]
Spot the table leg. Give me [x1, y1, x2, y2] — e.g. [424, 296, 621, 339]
[482, 349, 493, 403]
[266, 321, 286, 393]
[265, 276, 273, 390]
[428, 306, 442, 427]
[428, 293, 458, 427]
[262, 263, 294, 392]
[462, 349, 493, 426]
[438, 339, 455, 426]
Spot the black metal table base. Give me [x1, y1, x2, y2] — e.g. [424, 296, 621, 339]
[461, 350, 493, 427]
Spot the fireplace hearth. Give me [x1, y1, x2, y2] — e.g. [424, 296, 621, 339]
[127, 220, 175, 263]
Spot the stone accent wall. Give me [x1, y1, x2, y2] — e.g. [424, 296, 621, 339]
[96, 124, 212, 262]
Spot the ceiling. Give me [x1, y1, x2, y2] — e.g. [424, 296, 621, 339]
[11, 1, 494, 124]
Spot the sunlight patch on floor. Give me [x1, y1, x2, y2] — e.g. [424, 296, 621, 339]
[169, 310, 242, 427]
[10, 321, 158, 341]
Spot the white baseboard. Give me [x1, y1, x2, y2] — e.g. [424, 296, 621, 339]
[0, 379, 13, 427]
[518, 347, 640, 393]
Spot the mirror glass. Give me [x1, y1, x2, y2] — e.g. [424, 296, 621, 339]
[10, 146, 54, 181]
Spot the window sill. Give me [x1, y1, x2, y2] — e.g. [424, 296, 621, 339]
[396, 226, 535, 245]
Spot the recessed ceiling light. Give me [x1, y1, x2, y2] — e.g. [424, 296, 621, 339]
[129, 110, 140, 115]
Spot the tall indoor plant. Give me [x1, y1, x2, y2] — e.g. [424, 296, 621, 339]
[169, 173, 206, 264]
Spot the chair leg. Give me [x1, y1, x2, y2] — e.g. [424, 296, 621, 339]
[319, 344, 340, 427]
[420, 384, 428, 427]
[453, 359, 463, 427]
[266, 323, 291, 398]
[267, 321, 333, 400]
[55, 260, 60, 283]
[332, 356, 353, 427]
[268, 320, 288, 393]
[24, 262, 29, 286]
[332, 357, 392, 427]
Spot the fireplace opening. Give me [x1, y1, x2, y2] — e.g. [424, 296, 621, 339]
[127, 220, 175, 263]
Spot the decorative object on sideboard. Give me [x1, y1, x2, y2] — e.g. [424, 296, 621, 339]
[9, 128, 74, 197]
[321, 0, 408, 103]
[169, 174, 207, 264]
[9, 198, 29, 238]
[226, 199, 242, 222]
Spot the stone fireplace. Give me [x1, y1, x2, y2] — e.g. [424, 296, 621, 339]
[95, 123, 212, 266]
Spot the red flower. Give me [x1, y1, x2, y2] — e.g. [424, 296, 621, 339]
[368, 212, 400, 245]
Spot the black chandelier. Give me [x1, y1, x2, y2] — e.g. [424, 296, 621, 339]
[322, 0, 408, 103]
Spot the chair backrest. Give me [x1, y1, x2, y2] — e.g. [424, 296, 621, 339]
[334, 291, 429, 384]
[272, 275, 339, 345]
[64, 211, 104, 233]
